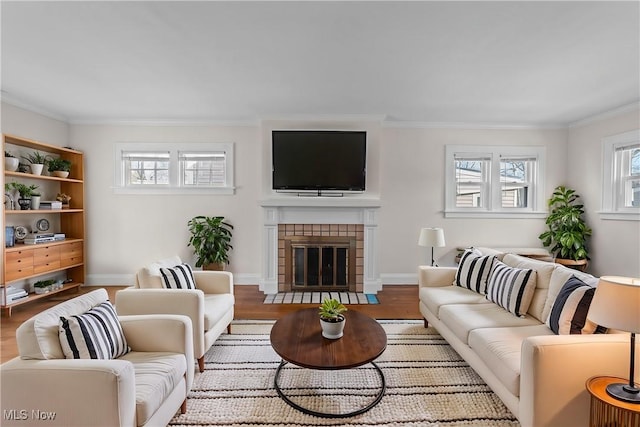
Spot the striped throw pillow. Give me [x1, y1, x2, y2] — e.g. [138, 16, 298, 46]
[485, 260, 536, 317]
[453, 249, 496, 294]
[546, 276, 608, 335]
[160, 263, 197, 289]
[59, 301, 130, 359]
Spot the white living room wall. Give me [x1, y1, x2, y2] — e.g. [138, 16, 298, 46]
[3, 101, 638, 286]
[567, 108, 640, 278]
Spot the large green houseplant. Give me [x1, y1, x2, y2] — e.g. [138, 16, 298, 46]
[187, 216, 233, 270]
[538, 185, 592, 268]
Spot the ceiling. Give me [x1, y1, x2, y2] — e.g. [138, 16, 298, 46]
[1, 1, 639, 127]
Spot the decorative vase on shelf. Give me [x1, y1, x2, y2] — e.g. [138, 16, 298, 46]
[29, 164, 44, 175]
[4, 157, 19, 172]
[17, 198, 31, 210]
[30, 195, 41, 210]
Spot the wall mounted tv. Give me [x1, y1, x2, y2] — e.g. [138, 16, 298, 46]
[272, 130, 367, 193]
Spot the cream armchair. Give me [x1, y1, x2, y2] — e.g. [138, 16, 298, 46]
[115, 255, 235, 372]
[0, 288, 194, 427]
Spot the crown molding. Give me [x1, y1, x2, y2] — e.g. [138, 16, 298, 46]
[381, 120, 566, 130]
[568, 102, 640, 128]
[69, 117, 260, 127]
[1, 93, 69, 123]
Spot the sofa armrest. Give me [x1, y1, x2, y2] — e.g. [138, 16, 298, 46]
[193, 270, 234, 295]
[1, 358, 136, 427]
[418, 266, 457, 288]
[519, 333, 635, 427]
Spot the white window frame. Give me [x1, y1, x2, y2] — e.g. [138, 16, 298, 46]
[114, 142, 235, 195]
[445, 145, 546, 218]
[601, 129, 640, 221]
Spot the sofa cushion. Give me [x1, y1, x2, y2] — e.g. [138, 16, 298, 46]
[502, 253, 557, 322]
[203, 293, 235, 330]
[419, 285, 490, 319]
[454, 249, 496, 294]
[546, 276, 607, 335]
[439, 303, 541, 345]
[543, 265, 598, 323]
[468, 324, 554, 397]
[59, 300, 131, 359]
[485, 260, 536, 317]
[137, 256, 183, 289]
[17, 288, 110, 360]
[160, 263, 197, 290]
[119, 351, 187, 425]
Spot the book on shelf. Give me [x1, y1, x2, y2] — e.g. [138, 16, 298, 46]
[39, 201, 63, 209]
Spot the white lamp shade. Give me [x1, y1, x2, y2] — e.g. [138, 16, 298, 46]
[589, 276, 640, 333]
[418, 228, 445, 248]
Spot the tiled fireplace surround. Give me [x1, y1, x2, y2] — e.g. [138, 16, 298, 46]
[260, 199, 382, 295]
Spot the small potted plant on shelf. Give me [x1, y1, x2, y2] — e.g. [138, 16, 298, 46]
[21, 151, 48, 176]
[33, 279, 56, 294]
[318, 298, 347, 339]
[5, 182, 39, 210]
[4, 151, 19, 172]
[539, 185, 592, 271]
[46, 158, 72, 178]
[187, 216, 234, 270]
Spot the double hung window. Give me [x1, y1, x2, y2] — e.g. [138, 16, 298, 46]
[115, 142, 234, 194]
[601, 130, 640, 220]
[445, 145, 545, 218]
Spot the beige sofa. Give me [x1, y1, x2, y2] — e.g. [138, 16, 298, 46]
[419, 248, 636, 427]
[115, 255, 234, 372]
[0, 288, 194, 427]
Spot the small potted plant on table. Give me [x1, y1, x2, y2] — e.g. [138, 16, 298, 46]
[319, 298, 347, 339]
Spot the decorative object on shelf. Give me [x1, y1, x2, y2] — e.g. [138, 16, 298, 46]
[187, 215, 234, 270]
[56, 192, 72, 208]
[418, 227, 446, 266]
[33, 279, 56, 294]
[589, 276, 640, 403]
[318, 298, 347, 339]
[46, 157, 71, 178]
[5, 226, 15, 248]
[4, 150, 19, 172]
[21, 151, 48, 175]
[30, 191, 41, 210]
[35, 218, 50, 233]
[5, 182, 39, 210]
[14, 225, 28, 242]
[539, 185, 592, 271]
[4, 192, 15, 210]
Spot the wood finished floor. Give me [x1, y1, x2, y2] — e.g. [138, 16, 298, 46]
[0, 284, 420, 363]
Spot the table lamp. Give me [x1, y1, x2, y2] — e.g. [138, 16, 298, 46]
[418, 227, 445, 266]
[589, 276, 640, 403]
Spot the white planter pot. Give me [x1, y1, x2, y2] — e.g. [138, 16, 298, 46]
[51, 170, 69, 178]
[29, 164, 44, 175]
[30, 196, 41, 210]
[320, 316, 346, 339]
[4, 157, 19, 172]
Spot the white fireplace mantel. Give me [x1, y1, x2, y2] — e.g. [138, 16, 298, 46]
[260, 197, 382, 295]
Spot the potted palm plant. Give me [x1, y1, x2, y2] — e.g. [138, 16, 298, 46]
[318, 298, 347, 339]
[538, 185, 592, 271]
[22, 151, 48, 175]
[187, 216, 233, 270]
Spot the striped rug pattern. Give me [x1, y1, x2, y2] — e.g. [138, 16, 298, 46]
[169, 320, 519, 427]
[263, 291, 379, 304]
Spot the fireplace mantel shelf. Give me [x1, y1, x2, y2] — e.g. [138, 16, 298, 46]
[260, 196, 381, 208]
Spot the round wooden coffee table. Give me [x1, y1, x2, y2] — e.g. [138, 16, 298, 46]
[270, 308, 387, 418]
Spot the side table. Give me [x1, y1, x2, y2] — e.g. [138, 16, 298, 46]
[586, 376, 640, 427]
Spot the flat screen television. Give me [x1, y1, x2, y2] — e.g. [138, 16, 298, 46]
[272, 130, 367, 193]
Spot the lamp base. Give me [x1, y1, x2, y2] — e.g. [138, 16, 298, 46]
[606, 383, 640, 404]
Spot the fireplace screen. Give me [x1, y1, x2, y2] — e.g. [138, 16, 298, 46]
[285, 237, 356, 291]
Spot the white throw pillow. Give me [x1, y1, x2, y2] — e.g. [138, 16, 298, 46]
[160, 263, 197, 289]
[546, 275, 607, 335]
[453, 248, 496, 294]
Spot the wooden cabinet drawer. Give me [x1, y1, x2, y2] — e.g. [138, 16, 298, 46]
[5, 265, 34, 282]
[33, 260, 61, 274]
[33, 246, 61, 265]
[60, 242, 83, 259]
[6, 250, 34, 267]
[60, 256, 82, 267]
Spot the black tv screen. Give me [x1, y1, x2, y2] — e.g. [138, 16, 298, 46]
[272, 130, 366, 192]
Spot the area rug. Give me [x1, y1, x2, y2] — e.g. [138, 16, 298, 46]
[263, 291, 379, 304]
[169, 320, 519, 427]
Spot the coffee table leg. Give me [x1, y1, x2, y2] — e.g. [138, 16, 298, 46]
[273, 359, 386, 418]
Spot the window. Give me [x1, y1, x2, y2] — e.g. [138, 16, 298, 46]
[115, 142, 234, 194]
[601, 130, 640, 220]
[445, 145, 546, 218]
